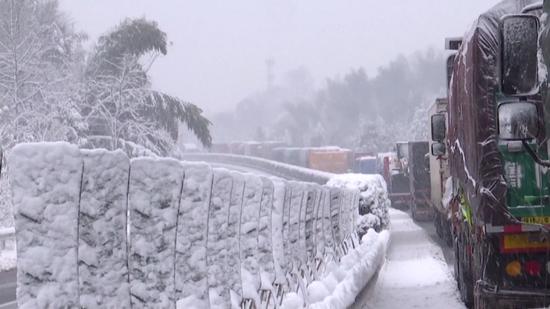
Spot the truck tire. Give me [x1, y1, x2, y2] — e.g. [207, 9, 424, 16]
[443, 217, 453, 247]
[434, 212, 443, 238]
[435, 212, 453, 246]
[473, 240, 492, 309]
[454, 235, 474, 308]
[474, 283, 491, 309]
[410, 200, 417, 221]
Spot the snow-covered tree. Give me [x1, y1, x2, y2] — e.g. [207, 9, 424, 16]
[82, 18, 211, 156]
[0, 0, 86, 148]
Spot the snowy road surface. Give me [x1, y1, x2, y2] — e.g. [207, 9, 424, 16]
[353, 208, 466, 309]
[0, 270, 16, 309]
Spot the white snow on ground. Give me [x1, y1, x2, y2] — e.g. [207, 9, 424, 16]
[356, 208, 465, 309]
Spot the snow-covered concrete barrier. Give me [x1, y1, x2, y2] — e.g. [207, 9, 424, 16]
[8, 143, 390, 309]
[180, 152, 333, 184]
[176, 163, 212, 307]
[10, 143, 82, 309]
[79, 149, 131, 308]
[128, 158, 184, 308]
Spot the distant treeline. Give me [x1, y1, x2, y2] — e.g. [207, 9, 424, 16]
[212, 49, 446, 154]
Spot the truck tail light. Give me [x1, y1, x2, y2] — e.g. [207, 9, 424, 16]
[505, 260, 522, 277]
[525, 260, 541, 276]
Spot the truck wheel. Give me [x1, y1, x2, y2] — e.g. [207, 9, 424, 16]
[473, 281, 492, 309]
[453, 237, 459, 284]
[454, 236, 474, 307]
[472, 240, 493, 309]
[444, 218, 453, 247]
[434, 212, 442, 238]
[445, 228, 453, 247]
[410, 200, 417, 221]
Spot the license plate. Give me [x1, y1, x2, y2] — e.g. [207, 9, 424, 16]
[521, 216, 550, 224]
[502, 233, 550, 253]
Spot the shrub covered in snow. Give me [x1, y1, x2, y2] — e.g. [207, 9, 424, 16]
[326, 174, 390, 234]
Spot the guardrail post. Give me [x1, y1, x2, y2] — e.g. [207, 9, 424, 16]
[207, 169, 234, 307]
[79, 150, 131, 308]
[176, 163, 213, 308]
[258, 177, 276, 308]
[10, 143, 82, 308]
[128, 158, 184, 308]
[228, 171, 246, 307]
[287, 182, 309, 304]
[312, 186, 325, 280]
[270, 178, 288, 306]
[240, 174, 263, 307]
[329, 188, 343, 260]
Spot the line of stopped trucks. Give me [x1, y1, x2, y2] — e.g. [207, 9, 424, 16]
[380, 1, 550, 308]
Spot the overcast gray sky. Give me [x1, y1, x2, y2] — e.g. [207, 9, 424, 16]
[59, 0, 499, 113]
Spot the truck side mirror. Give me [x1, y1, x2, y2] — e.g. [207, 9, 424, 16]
[500, 15, 539, 96]
[431, 142, 446, 156]
[446, 54, 456, 91]
[431, 114, 446, 142]
[498, 102, 539, 140]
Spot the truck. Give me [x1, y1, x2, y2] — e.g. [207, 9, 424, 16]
[408, 141, 433, 221]
[376, 152, 394, 185]
[433, 1, 550, 307]
[388, 142, 411, 209]
[354, 155, 377, 174]
[429, 106, 452, 243]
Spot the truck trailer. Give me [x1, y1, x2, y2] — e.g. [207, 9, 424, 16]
[389, 142, 412, 209]
[408, 141, 433, 221]
[439, 1, 550, 307]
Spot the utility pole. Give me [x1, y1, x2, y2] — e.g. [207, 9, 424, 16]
[265, 58, 275, 90]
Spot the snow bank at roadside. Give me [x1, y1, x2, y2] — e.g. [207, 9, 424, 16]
[326, 174, 390, 233]
[280, 229, 390, 309]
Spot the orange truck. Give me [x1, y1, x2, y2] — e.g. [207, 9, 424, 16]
[307, 149, 353, 173]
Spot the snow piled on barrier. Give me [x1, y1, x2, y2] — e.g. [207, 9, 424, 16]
[79, 149, 131, 308]
[9, 143, 82, 309]
[8, 143, 393, 309]
[327, 174, 390, 233]
[179, 153, 333, 184]
[281, 229, 390, 309]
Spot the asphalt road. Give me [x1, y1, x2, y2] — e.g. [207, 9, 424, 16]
[0, 270, 16, 308]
